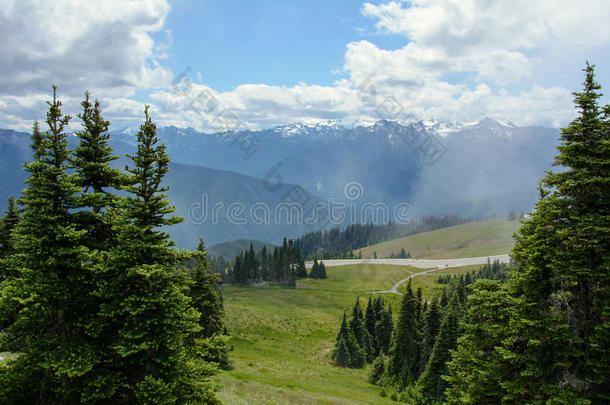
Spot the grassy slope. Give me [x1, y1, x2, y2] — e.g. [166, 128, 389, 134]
[216, 265, 409, 404]
[356, 216, 521, 259]
[209, 239, 277, 260]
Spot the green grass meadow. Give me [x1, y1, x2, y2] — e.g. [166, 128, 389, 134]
[216, 265, 409, 404]
[357, 216, 521, 259]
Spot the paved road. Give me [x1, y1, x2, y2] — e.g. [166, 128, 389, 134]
[305, 254, 510, 270]
[305, 254, 511, 295]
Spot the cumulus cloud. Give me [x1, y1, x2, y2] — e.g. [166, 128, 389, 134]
[0, 0, 608, 131]
[0, 0, 171, 97]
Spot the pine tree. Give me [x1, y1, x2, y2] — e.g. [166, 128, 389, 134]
[30, 120, 44, 159]
[387, 281, 420, 386]
[0, 196, 20, 258]
[190, 239, 226, 337]
[0, 87, 90, 403]
[333, 334, 352, 368]
[318, 260, 327, 279]
[296, 249, 307, 278]
[95, 106, 222, 403]
[350, 297, 373, 362]
[445, 280, 511, 404]
[71, 92, 125, 251]
[375, 304, 393, 355]
[365, 295, 378, 353]
[309, 258, 319, 278]
[369, 354, 386, 384]
[419, 298, 441, 373]
[507, 63, 610, 402]
[233, 253, 244, 284]
[417, 294, 460, 404]
[188, 239, 231, 370]
[260, 245, 271, 280]
[332, 312, 365, 368]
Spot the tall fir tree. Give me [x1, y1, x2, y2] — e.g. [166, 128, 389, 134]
[417, 293, 460, 404]
[71, 92, 125, 251]
[188, 239, 231, 370]
[0, 87, 91, 403]
[332, 311, 365, 368]
[508, 63, 610, 402]
[447, 64, 610, 404]
[365, 295, 378, 353]
[94, 106, 222, 403]
[350, 297, 373, 362]
[419, 298, 441, 374]
[375, 304, 394, 355]
[0, 196, 20, 259]
[445, 280, 512, 404]
[387, 281, 421, 386]
[332, 313, 353, 368]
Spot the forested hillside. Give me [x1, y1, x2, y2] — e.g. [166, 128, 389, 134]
[327, 63, 610, 404]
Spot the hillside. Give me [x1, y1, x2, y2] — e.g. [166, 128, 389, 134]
[0, 129, 322, 248]
[208, 239, 277, 260]
[356, 216, 522, 259]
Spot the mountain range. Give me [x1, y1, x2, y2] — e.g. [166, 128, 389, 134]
[0, 118, 560, 247]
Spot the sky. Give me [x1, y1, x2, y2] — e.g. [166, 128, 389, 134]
[1, 0, 609, 132]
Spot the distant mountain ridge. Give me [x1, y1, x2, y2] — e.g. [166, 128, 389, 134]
[1, 117, 560, 247]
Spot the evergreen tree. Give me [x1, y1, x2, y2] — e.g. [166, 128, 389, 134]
[375, 304, 393, 355]
[309, 258, 319, 278]
[0, 196, 20, 259]
[188, 239, 231, 370]
[350, 297, 373, 362]
[296, 250, 307, 278]
[318, 260, 327, 279]
[333, 333, 352, 368]
[332, 312, 365, 368]
[365, 295, 378, 353]
[400, 248, 407, 258]
[507, 63, 610, 402]
[310, 258, 327, 279]
[440, 287, 448, 307]
[369, 354, 386, 384]
[71, 92, 125, 251]
[445, 280, 512, 404]
[94, 106, 222, 403]
[419, 298, 441, 373]
[387, 281, 420, 386]
[30, 120, 44, 159]
[189, 239, 226, 337]
[0, 87, 90, 403]
[417, 294, 460, 404]
[233, 253, 244, 284]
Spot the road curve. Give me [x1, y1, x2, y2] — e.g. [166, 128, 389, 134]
[305, 254, 511, 295]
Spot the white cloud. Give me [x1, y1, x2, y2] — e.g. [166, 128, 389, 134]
[0, 0, 171, 97]
[1, 0, 608, 132]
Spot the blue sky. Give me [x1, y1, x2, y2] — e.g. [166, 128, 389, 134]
[1, 0, 609, 131]
[161, 0, 407, 91]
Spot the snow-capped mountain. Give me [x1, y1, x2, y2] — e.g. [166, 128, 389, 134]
[106, 117, 560, 218]
[0, 117, 561, 246]
[270, 121, 344, 138]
